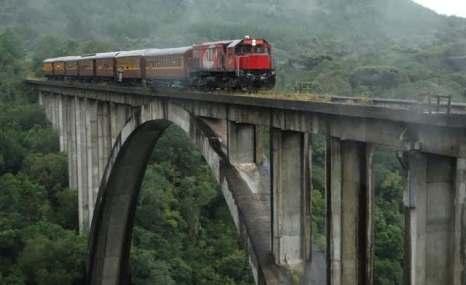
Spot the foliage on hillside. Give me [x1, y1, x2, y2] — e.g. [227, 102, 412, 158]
[5, 0, 463, 99]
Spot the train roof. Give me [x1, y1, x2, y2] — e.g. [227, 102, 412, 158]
[115, 49, 154, 58]
[144, 46, 192, 57]
[93, 52, 121, 59]
[44, 56, 81, 63]
[79, 52, 121, 60]
[193, 40, 234, 47]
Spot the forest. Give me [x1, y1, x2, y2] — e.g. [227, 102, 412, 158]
[0, 0, 465, 284]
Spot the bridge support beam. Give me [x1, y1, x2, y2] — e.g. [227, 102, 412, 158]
[326, 138, 374, 285]
[271, 129, 311, 275]
[404, 152, 463, 285]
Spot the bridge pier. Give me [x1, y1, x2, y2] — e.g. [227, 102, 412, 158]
[69, 96, 78, 191]
[404, 152, 463, 285]
[270, 129, 311, 278]
[326, 138, 374, 285]
[76, 98, 90, 232]
[86, 100, 99, 225]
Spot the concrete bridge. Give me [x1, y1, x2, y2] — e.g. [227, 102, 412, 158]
[28, 79, 466, 285]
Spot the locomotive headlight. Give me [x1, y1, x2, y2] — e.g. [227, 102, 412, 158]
[252, 39, 257, 46]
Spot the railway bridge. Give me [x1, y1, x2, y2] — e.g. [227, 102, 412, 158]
[28, 79, 466, 285]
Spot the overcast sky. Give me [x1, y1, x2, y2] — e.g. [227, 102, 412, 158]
[412, 0, 466, 17]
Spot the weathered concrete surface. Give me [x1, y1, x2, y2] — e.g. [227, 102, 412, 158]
[404, 152, 462, 285]
[326, 138, 374, 285]
[228, 122, 255, 164]
[271, 129, 311, 279]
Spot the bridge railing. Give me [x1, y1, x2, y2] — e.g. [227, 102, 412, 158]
[328, 94, 466, 114]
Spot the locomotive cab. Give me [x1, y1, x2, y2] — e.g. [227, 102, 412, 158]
[226, 37, 275, 89]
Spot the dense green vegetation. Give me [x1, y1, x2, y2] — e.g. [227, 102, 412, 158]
[130, 126, 253, 284]
[0, 32, 86, 284]
[1, 0, 465, 284]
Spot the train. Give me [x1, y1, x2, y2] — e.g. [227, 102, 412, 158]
[42, 37, 276, 91]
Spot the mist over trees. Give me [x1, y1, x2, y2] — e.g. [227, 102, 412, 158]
[0, 0, 466, 284]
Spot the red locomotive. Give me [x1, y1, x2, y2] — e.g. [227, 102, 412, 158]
[42, 36, 275, 90]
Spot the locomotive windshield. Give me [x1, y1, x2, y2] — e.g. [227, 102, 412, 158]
[235, 45, 269, 55]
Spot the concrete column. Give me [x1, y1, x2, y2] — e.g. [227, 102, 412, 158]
[453, 159, 465, 285]
[58, 94, 66, 152]
[271, 129, 311, 270]
[38, 92, 44, 106]
[86, 100, 99, 224]
[69, 97, 78, 190]
[118, 104, 129, 130]
[404, 152, 458, 285]
[76, 97, 89, 232]
[254, 125, 271, 204]
[45, 94, 51, 123]
[326, 138, 374, 285]
[228, 122, 256, 164]
[110, 102, 119, 146]
[42, 93, 49, 121]
[96, 102, 104, 184]
[51, 94, 57, 129]
[255, 125, 269, 166]
[103, 102, 112, 172]
[62, 96, 69, 153]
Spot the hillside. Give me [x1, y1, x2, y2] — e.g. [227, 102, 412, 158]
[2, 0, 465, 99]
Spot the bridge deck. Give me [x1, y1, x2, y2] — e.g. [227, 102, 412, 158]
[26, 79, 466, 128]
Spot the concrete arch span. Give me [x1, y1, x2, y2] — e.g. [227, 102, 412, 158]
[87, 102, 285, 285]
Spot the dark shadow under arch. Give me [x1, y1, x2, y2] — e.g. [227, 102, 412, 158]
[87, 119, 177, 285]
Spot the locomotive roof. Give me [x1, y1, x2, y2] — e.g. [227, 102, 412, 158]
[227, 40, 243, 48]
[227, 38, 270, 48]
[193, 38, 270, 48]
[144, 46, 192, 57]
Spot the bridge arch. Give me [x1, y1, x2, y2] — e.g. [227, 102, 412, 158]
[86, 102, 276, 284]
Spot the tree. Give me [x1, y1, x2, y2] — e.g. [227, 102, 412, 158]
[23, 153, 68, 204]
[17, 222, 86, 285]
